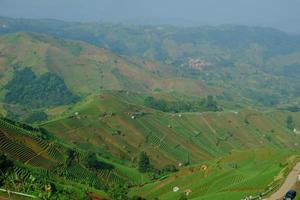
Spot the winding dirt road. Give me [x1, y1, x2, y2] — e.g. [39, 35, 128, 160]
[266, 162, 300, 200]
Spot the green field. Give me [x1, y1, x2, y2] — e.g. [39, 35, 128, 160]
[130, 149, 298, 200]
[0, 17, 300, 200]
[42, 91, 300, 166]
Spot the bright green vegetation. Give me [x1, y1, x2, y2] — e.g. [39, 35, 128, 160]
[0, 117, 144, 199]
[42, 91, 300, 166]
[130, 149, 299, 200]
[1, 91, 300, 199]
[0, 17, 300, 200]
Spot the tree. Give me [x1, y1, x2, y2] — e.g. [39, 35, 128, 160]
[86, 152, 114, 170]
[108, 185, 129, 200]
[286, 115, 294, 130]
[0, 155, 13, 186]
[205, 96, 219, 111]
[138, 152, 151, 172]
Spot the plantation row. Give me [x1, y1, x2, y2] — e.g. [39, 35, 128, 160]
[0, 130, 37, 162]
[146, 132, 188, 162]
[0, 117, 65, 167]
[0, 130, 55, 169]
[0, 119, 34, 137]
[32, 136, 64, 162]
[98, 169, 128, 186]
[66, 163, 102, 188]
[13, 166, 32, 180]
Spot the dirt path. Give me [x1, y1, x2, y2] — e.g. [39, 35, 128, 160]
[266, 162, 300, 200]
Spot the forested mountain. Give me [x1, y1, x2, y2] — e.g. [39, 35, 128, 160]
[0, 17, 300, 113]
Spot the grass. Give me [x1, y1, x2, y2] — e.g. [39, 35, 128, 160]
[38, 91, 300, 199]
[130, 149, 294, 200]
[1, 90, 300, 199]
[42, 91, 300, 167]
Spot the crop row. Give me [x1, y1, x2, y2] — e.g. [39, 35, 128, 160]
[67, 163, 102, 187]
[98, 169, 128, 185]
[0, 119, 34, 137]
[0, 130, 54, 169]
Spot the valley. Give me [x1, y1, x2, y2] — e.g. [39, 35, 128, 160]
[0, 16, 299, 200]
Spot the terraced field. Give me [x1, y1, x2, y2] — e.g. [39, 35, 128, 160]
[0, 119, 65, 169]
[1, 91, 300, 199]
[130, 149, 297, 200]
[0, 116, 145, 195]
[42, 91, 300, 167]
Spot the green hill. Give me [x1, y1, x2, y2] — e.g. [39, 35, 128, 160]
[0, 32, 208, 120]
[1, 17, 300, 200]
[0, 116, 147, 199]
[42, 91, 300, 166]
[0, 90, 297, 199]
[0, 32, 204, 96]
[1, 17, 300, 108]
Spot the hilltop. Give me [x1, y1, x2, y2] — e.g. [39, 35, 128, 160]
[0, 17, 300, 109]
[0, 32, 207, 121]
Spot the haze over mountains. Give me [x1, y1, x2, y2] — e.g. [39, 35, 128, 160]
[1, 0, 300, 33]
[0, 2, 300, 200]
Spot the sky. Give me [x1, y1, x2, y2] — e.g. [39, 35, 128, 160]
[0, 0, 300, 33]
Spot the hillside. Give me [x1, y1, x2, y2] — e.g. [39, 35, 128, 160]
[7, 90, 298, 200]
[0, 116, 147, 199]
[1, 91, 300, 199]
[0, 32, 206, 96]
[1, 17, 300, 108]
[0, 17, 300, 200]
[42, 91, 300, 167]
[0, 32, 207, 120]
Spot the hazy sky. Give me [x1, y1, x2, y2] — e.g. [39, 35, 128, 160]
[1, 0, 300, 33]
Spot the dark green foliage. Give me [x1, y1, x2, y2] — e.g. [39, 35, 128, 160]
[66, 149, 79, 167]
[108, 185, 129, 200]
[144, 96, 221, 113]
[144, 97, 169, 112]
[25, 111, 48, 123]
[130, 196, 146, 200]
[1, 117, 40, 132]
[5, 68, 79, 108]
[86, 152, 114, 170]
[1, 117, 55, 139]
[138, 152, 151, 173]
[149, 165, 179, 180]
[0, 155, 13, 186]
[161, 165, 178, 173]
[286, 115, 294, 130]
[39, 128, 55, 140]
[205, 96, 219, 111]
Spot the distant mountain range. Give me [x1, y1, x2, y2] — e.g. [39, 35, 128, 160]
[0, 16, 300, 115]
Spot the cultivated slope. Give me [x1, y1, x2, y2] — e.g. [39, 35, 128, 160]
[42, 91, 300, 167]
[0, 32, 206, 97]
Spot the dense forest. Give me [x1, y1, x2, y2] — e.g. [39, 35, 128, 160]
[4, 68, 79, 108]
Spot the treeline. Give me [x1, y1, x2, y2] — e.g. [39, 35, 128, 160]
[144, 95, 221, 113]
[5, 68, 79, 109]
[1, 117, 54, 140]
[138, 152, 178, 180]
